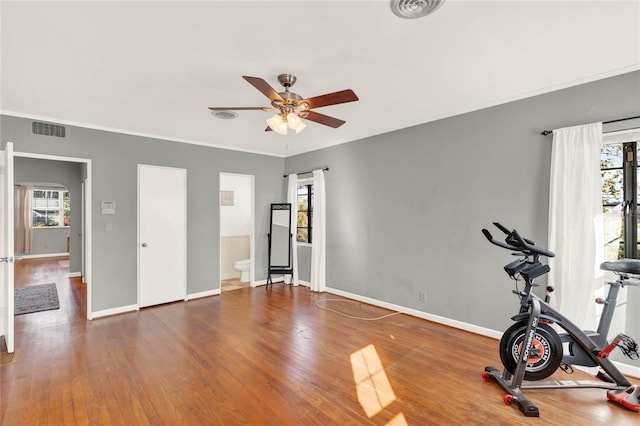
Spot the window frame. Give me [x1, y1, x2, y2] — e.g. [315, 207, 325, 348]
[296, 179, 313, 244]
[622, 142, 638, 258]
[598, 135, 639, 336]
[31, 187, 70, 228]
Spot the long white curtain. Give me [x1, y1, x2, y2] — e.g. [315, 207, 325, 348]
[548, 122, 603, 329]
[287, 174, 299, 286]
[14, 185, 33, 253]
[310, 169, 326, 292]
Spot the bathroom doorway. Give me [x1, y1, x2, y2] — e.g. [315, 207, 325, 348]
[219, 173, 254, 292]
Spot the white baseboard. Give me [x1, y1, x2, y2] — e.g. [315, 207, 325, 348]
[573, 363, 640, 380]
[90, 304, 138, 319]
[186, 289, 220, 300]
[325, 287, 503, 339]
[90, 290, 222, 319]
[69, 271, 81, 278]
[325, 287, 640, 379]
[18, 252, 69, 259]
[613, 361, 640, 379]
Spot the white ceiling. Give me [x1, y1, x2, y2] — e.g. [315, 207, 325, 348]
[2, 1, 639, 157]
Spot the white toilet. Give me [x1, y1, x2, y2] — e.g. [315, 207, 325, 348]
[233, 259, 251, 282]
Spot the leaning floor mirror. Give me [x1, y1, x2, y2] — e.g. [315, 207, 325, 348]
[267, 203, 293, 287]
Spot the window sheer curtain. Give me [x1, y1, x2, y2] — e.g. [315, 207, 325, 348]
[287, 174, 299, 286]
[14, 185, 33, 253]
[310, 169, 326, 292]
[548, 122, 603, 329]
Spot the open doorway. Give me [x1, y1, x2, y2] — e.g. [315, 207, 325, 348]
[219, 173, 254, 293]
[13, 152, 92, 319]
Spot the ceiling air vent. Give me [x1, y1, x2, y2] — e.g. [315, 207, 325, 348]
[390, 0, 445, 19]
[32, 121, 66, 138]
[213, 111, 238, 120]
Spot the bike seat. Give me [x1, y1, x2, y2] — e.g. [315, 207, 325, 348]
[600, 259, 640, 275]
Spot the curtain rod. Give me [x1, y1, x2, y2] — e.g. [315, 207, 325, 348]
[14, 184, 66, 189]
[283, 167, 329, 178]
[540, 115, 640, 136]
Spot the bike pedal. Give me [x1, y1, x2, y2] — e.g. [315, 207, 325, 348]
[618, 334, 639, 360]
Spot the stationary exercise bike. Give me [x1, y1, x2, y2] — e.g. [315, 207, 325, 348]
[481, 222, 640, 417]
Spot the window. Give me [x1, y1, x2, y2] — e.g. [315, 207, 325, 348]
[32, 188, 70, 227]
[601, 141, 638, 260]
[296, 183, 313, 243]
[599, 137, 638, 339]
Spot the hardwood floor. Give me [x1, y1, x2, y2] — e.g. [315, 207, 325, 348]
[221, 277, 250, 292]
[13, 256, 86, 334]
[2, 258, 639, 425]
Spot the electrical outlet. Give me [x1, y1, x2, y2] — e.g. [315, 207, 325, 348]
[419, 291, 427, 302]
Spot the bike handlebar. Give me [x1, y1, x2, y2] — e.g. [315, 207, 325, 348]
[482, 229, 521, 251]
[492, 222, 511, 235]
[482, 223, 556, 258]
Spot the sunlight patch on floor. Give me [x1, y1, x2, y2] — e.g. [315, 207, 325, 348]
[387, 412, 407, 425]
[350, 344, 400, 421]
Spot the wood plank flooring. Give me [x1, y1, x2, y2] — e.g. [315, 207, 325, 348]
[221, 277, 250, 292]
[1, 258, 639, 425]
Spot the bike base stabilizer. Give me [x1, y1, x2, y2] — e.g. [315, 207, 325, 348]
[607, 385, 640, 412]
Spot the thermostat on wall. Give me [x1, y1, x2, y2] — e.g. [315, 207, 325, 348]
[101, 201, 116, 215]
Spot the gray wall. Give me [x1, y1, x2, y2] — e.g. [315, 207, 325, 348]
[14, 157, 82, 272]
[2, 116, 284, 312]
[285, 71, 640, 343]
[28, 228, 69, 255]
[297, 246, 311, 282]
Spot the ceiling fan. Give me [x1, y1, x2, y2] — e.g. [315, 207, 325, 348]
[208, 74, 359, 135]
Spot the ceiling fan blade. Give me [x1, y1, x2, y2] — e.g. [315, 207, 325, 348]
[209, 107, 272, 111]
[243, 76, 284, 102]
[301, 89, 359, 109]
[303, 111, 346, 128]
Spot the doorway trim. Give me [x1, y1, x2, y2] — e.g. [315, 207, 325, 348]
[219, 173, 255, 289]
[14, 151, 93, 319]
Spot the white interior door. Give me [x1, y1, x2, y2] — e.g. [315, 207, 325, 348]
[138, 165, 187, 308]
[1, 143, 15, 353]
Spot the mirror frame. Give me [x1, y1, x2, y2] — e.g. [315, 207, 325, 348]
[268, 203, 292, 272]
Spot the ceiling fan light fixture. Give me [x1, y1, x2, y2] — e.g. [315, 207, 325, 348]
[286, 112, 301, 129]
[266, 114, 288, 135]
[209, 74, 359, 133]
[293, 120, 306, 134]
[286, 112, 306, 133]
